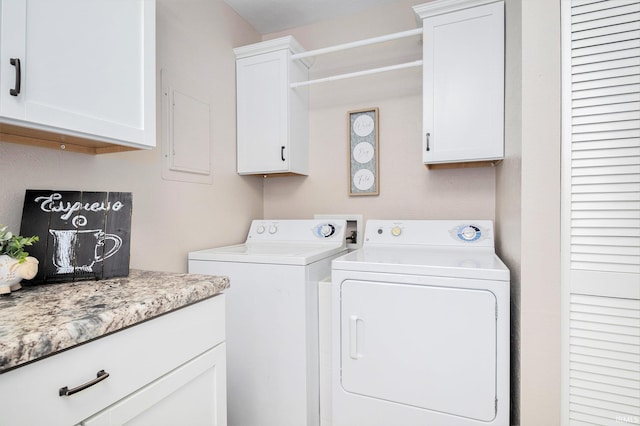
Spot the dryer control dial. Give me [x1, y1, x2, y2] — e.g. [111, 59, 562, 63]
[268, 225, 278, 234]
[256, 224, 266, 234]
[457, 225, 481, 242]
[391, 226, 402, 237]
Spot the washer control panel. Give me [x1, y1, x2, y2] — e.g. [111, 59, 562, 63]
[255, 224, 280, 235]
[247, 220, 346, 242]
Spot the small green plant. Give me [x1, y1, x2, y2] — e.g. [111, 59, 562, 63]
[0, 225, 39, 263]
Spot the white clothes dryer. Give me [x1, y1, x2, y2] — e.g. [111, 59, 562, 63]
[331, 220, 510, 426]
[188, 219, 347, 426]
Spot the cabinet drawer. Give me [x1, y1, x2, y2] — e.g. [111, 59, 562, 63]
[0, 295, 225, 426]
[82, 343, 227, 426]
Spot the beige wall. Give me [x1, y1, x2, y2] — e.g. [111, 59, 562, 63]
[262, 1, 496, 222]
[519, 0, 562, 424]
[496, 0, 562, 424]
[497, 0, 523, 423]
[0, 0, 263, 273]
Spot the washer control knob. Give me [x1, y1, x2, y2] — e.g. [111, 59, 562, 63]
[256, 225, 266, 234]
[268, 225, 278, 234]
[319, 224, 336, 238]
[391, 226, 402, 237]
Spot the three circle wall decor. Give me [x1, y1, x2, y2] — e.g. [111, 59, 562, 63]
[348, 107, 379, 196]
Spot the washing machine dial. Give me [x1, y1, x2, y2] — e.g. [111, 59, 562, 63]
[391, 226, 402, 237]
[256, 224, 266, 234]
[269, 225, 278, 234]
[458, 225, 481, 242]
[318, 223, 336, 238]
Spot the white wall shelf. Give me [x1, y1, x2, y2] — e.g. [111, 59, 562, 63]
[290, 60, 423, 89]
[289, 28, 423, 89]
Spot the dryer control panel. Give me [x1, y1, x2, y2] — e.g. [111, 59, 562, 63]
[365, 220, 494, 248]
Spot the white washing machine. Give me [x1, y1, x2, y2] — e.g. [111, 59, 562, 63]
[331, 220, 510, 426]
[188, 219, 347, 426]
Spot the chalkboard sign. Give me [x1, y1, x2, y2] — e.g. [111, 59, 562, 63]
[19, 190, 132, 283]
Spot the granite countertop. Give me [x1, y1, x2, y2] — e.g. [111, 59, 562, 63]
[0, 269, 229, 374]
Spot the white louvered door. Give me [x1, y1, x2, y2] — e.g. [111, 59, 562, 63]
[562, 1, 640, 425]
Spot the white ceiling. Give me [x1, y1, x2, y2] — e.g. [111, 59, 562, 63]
[224, 0, 401, 34]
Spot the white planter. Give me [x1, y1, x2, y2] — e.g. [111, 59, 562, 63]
[0, 255, 38, 294]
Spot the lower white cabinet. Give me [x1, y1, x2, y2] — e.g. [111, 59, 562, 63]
[82, 344, 226, 426]
[0, 295, 226, 426]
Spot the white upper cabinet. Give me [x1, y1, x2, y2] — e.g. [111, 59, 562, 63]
[0, 0, 155, 152]
[234, 36, 310, 175]
[415, 0, 504, 167]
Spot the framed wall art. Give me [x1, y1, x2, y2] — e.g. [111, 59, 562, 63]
[348, 107, 379, 196]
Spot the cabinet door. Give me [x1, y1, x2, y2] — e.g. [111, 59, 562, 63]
[82, 343, 227, 426]
[236, 51, 289, 174]
[0, 0, 155, 148]
[422, 1, 504, 164]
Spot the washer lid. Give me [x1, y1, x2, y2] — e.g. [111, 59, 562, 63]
[188, 219, 348, 265]
[332, 246, 509, 281]
[189, 243, 347, 265]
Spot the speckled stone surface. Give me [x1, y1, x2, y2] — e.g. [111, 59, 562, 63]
[0, 269, 229, 373]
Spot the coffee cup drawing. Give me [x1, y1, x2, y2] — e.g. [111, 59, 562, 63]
[49, 229, 122, 274]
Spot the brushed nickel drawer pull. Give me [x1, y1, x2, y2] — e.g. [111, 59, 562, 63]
[59, 370, 110, 397]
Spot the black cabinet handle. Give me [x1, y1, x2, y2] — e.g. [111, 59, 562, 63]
[281, 146, 285, 162]
[426, 132, 431, 152]
[9, 58, 21, 96]
[59, 370, 110, 397]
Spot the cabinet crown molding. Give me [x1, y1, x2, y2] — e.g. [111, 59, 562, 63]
[413, 0, 502, 21]
[233, 35, 307, 62]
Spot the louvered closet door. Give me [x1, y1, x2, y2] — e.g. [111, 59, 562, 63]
[562, 1, 640, 425]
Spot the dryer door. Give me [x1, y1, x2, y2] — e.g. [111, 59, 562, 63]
[340, 279, 497, 421]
